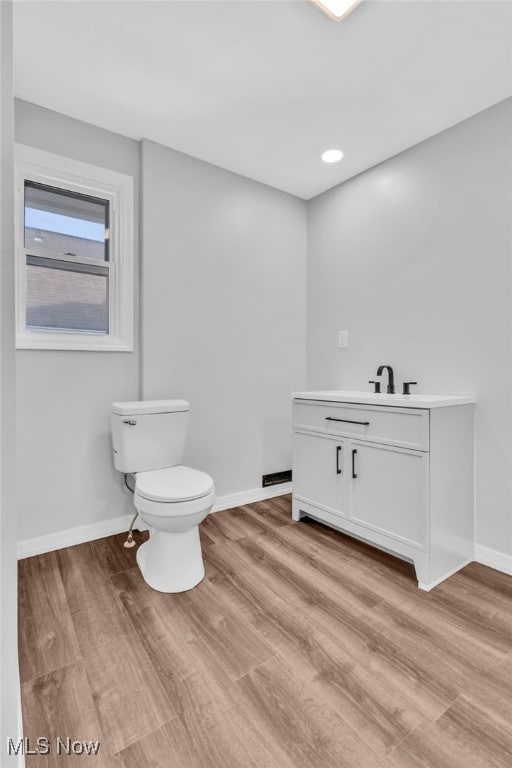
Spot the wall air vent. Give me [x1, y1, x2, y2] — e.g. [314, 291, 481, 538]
[262, 470, 292, 488]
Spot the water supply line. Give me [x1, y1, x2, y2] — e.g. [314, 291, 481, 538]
[124, 473, 135, 494]
[123, 473, 138, 549]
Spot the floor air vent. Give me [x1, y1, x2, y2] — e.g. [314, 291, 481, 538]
[262, 470, 292, 488]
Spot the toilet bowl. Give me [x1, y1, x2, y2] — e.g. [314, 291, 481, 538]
[111, 399, 215, 593]
[134, 466, 215, 592]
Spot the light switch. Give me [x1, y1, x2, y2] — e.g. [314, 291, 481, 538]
[338, 330, 348, 349]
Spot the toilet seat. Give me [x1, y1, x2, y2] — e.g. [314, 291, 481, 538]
[134, 465, 215, 522]
[135, 465, 214, 503]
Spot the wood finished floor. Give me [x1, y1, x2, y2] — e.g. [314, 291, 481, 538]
[18, 495, 512, 767]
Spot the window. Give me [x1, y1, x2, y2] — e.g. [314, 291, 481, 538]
[15, 145, 134, 350]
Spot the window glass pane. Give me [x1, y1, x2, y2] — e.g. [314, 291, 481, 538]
[24, 182, 109, 261]
[26, 256, 109, 334]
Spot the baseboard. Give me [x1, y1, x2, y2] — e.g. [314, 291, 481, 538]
[474, 544, 512, 576]
[212, 483, 291, 512]
[17, 687, 25, 768]
[17, 513, 139, 560]
[16, 483, 292, 560]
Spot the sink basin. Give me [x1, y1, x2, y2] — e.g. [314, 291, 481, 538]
[292, 390, 475, 409]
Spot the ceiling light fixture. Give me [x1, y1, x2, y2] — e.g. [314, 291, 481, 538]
[321, 149, 343, 164]
[311, 0, 363, 23]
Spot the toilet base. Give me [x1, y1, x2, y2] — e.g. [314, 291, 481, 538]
[136, 525, 205, 593]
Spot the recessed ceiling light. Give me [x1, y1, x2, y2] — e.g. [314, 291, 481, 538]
[311, 0, 363, 23]
[321, 149, 344, 164]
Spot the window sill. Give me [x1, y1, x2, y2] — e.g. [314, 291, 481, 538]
[16, 332, 133, 352]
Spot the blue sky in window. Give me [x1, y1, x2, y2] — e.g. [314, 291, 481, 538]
[25, 208, 105, 242]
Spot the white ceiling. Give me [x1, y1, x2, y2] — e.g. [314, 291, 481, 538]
[13, 0, 512, 199]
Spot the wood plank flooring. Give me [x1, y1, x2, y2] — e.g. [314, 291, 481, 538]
[18, 495, 512, 767]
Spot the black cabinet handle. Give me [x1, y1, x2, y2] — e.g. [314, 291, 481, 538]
[325, 417, 370, 426]
[352, 449, 358, 479]
[336, 445, 342, 475]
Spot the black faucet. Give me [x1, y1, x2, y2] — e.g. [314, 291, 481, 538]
[376, 365, 395, 394]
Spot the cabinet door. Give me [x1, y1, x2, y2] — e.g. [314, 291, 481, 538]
[350, 441, 427, 548]
[293, 431, 348, 517]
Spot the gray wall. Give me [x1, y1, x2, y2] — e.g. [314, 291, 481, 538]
[141, 140, 307, 497]
[15, 110, 307, 542]
[15, 100, 140, 540]
[307, 98, 512, 556]
[15, 96, 512, 559]
[1, 1, 20, 758]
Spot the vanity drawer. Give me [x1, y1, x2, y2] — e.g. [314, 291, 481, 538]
[293, 400, 429, 450]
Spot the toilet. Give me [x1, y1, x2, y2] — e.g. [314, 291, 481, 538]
[111, 399, 215, 593]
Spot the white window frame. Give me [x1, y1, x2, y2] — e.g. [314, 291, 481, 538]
[15, 144, 134, 351]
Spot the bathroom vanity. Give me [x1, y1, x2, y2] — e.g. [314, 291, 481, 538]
[292, 391, 475, 590]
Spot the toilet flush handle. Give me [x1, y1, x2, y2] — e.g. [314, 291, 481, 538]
[123, 419, 137, 426]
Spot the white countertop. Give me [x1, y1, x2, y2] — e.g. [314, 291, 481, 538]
[292, 390, 476, 409]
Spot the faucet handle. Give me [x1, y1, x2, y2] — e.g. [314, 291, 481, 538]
[402, 382, 418, 395]
[368, 380, 381, 394]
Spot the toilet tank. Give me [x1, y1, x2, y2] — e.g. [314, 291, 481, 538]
[111, 400, 189, 473]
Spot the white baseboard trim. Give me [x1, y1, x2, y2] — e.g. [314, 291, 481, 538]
[17, 484, 292, 560]
[17, 514, 139, 560]
[474, 544, 512, 576]
[17, 687, 25, 768]
[212, 483, 292, 513]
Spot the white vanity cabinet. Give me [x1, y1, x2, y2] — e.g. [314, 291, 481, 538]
[292, 392, 475, 590]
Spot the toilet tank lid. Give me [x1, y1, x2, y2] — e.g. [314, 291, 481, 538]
[112, 399, 189, 416]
